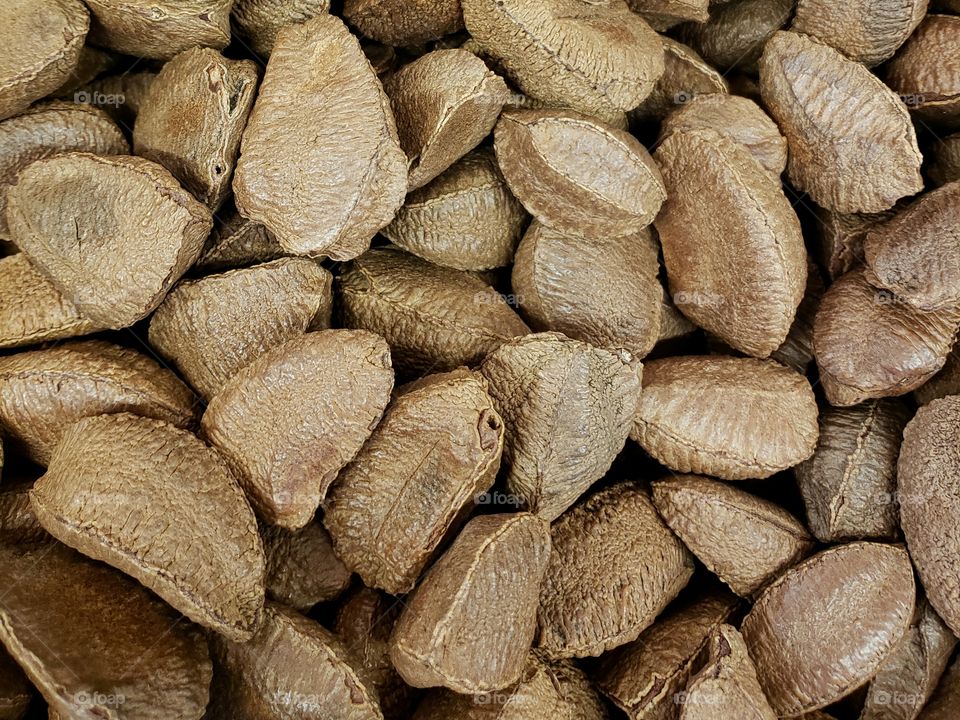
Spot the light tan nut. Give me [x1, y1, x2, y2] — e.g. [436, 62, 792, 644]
[886, 14, 960, 128]
[631, 38, 727, 123]
[678, 0, 793, 73]
[232, 0, 331, 57]
[343, 0, 464, 46]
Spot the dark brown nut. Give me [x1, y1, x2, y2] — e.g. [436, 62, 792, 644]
[759, 31, 924, 213]
[233, 15, 407, 260]
[886, 14, 960, 128]
[324, 368, 502, 595]
[84, 0, 232, 60]
[338, 247, 530, 374]
[31, 413, 266, 641]
[202, 330, 394, 528]
[263, 522, 351, 611]
[495, 109, 666, 238]
[928, 132, 960, 186]
[0, 254, 101, 349]
[384, 49, 509, 191]
[363, 40, 397, 76]
[629, 0, 709, 29]
[594, 586, 741, 720]
[678, 0, 793, 73]
[461, 0, 664, 119]
[914, 345, 960, 404]
[652, 475, 815, 598]
[633, 355, 819, 480]
[679, 624, 776, 720]
[512, 221, 661, 359]
[770, 259, 826, 373]
[389, 513, 550, 693]
[53, 45, 117, 96]
[654, 128, 806, 358]
[0, 0, 88, 121]
[0, 340, 197, 464]
[0, 542, 211, 719]
[659, 93, 788, 176]
[0, 101, 127, 239]
[898, 396, 960, 637]
[795, 399, 911, 543]
[918, 654, 960, 720]
[792, 0, 928, 66]
[0, 481, 48, 546]
[812, 268, 960, 406]
[538, 482, 694, 658]
[232, 0, 331, 57]
[77, 70, 157, 128]
[148, 257, 333, 400]
[382, 148, 527, 271]
[133, 48, 258, 211]
[813, 206, 897, 280]
[864, 181, 960, 312]
[194, 201, 286, 272]
[741, 542, 916, 717]
[412, 650, 607, 719]
[343, 0, 464, 46]
[630, 38, 727, 122]
[6, 153, 212, 329]
[208, 602, 383, 720]
[0, 648, 31, 720]
[860, 597, 957, 720]
[480, 332, 643, 521]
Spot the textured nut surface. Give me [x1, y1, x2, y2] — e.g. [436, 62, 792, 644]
[538, 482, 694, 658]
[149, 257, 333, 399]
[325, 368, 502, 594]
[654, 128, 806, 357]
[678, 0, 793, 73]
[389, 513, 550, 693]
[233, 14, 407, 260]
[886, 14, 960, 127]
[202, 330, 394, 529]
[759, 31, 923, 213]
[232, 0, 331, 57]
[0, 542, 212, 720]
[812, 268, 960, 406]
[915, 346, 960, 404]
[741, 542, 916, 717]
[771, 259, 826, 373]
[630, 37, 727, 122]
[652, 475, 814, 597]
[343, 0, 464, 46]
[382, 148, 527, 271]
[338, 247, 529, 375]
[512, 221, 662, 359]
[31, 413, 266, 641]
[195, 202, 286, 272]
[813, 206, 897, 280]
[632, 355, 819, 480]
[795, 399, 911, 542]
[928, 132, 960, 187]
[262, 522, 351, 610]
[6, 152, 212, 329]
[78, 69, 156, 127]
[480, 332, 643, 521]
[495, 109, 666, 238]
[134, 47, 259, 211]
[0, 340, 197, 464]
[385, 49, 508, 191]
[629, 0, 709, 28]
[918, 654, 960, 720]
[462, 0, 664, 119]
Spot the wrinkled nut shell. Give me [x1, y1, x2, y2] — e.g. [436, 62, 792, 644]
[195, 202, 286, 272]
[232, 0, 331, 57]
[928, 132, 960, 187]
[886, 14, 960, 127]
[918, 654, 960, 720]
[630, 37, 728, 122]
[343, 0, 464, 46]
[915, 345, 960, 404]
[813, 206, 896, 280]
[262, 522, 351, 610]
[678, 0, 793, 73]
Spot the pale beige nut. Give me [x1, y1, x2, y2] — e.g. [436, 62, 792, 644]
[928, 132, 960, 187]
[337, 246, 530, 375]
[202, 330, 394, 529]
[6, 152, 213, 329]
[630, 38, 727, 122]
[813, 206, 897, 280]
[759, 31, 924, 213]
[232, 0, 331, 57]
[495, 109, 666, 238]
[812, 268, 960, 406]
[770, 259, 826, 373]
[886, 14, 960, 128]
[194, 201, 287, 272]
[792, 0, 928, 66]
[208, 602, 384, 720]
[652, 475, 815, 597]
[343, 0, 464, 46]
[0, 0, 89, 121]
[678, 0, 793, 73]
[632, 355, 819, 480]
[77, 69, 157, 128]
[462, 0, 665, 119]
[512, 221, 662, 359]
[741, 542, 915, 717]
[148, 257, 333, 400]
[0, 542, 212, 720]
[538, 482, 694, 658]
[262, 522, 351, 611]
[382, 148, 527, 271]
[628, 0, 709, 29]
[84, 0, 232, 60]
[324, 368, 502, 594]
[0, 100, 127, 238]
[795, 399, 911, 542]
[480, 332, 643, 521]
[918, 654, 960, 720]
[914, 344, 960, 404]
[233, 14, 407, 260]
[385, 49, 509, 191]
[134, 47, 259, 211]
[389, 513, 550, 693]
[0, 340, 197, 465]
[654, 128, 806, 357]
[31, 413, 266, 641]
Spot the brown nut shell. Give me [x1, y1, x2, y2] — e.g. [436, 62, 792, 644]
[630, 38, 728, 122]
[77, 70, 156, 128]
[928, 132, 960, 187]
[886, 14, 960, 128]
[194, 201, 286, 272]
[629, 0, 709, 28]
[262, 522, 351, 611]
[232, 0, 331, 57]
[914, 345, 960, 404]
[813, 206, 897, 280]
[770, 259, 826, 373]
[918, 654, 960, 720]
[343, 0, 464, 46]
[678, 0, 793, 73]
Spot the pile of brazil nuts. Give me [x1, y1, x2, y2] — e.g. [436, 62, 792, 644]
[1, 0, 960, 718]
